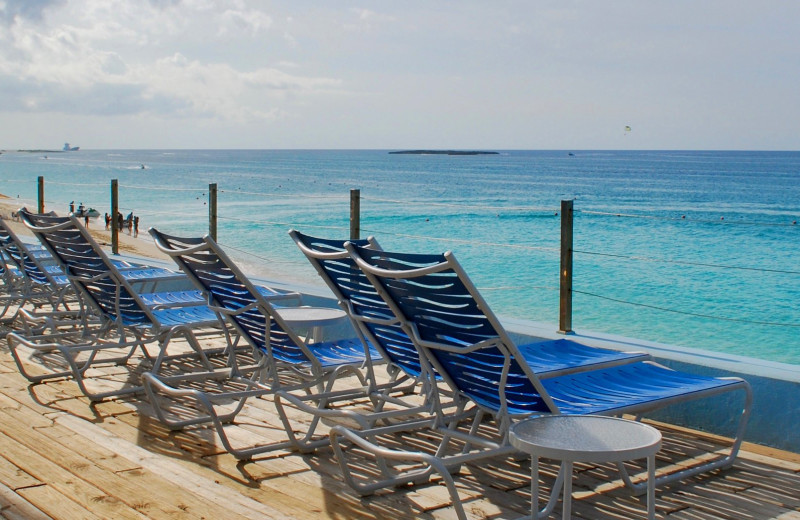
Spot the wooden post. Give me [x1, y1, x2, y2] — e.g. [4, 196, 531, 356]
[209, 183, 217, 241]
[37, 176, 45, 214]
[558, 199, 574, 334]
[350, 188, 361, 240]
[111, 179, 119, 255]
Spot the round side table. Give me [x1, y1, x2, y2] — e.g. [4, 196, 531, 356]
[509, 415, 662, 520]
[274, 306, 347, 343]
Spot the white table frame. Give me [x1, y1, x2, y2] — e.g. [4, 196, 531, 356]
[509, 415, 662, 520]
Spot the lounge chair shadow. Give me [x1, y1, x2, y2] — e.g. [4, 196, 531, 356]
[302, 447, 431, 520]
[20, 353, 152, 422]
[133, 405, 228, 462]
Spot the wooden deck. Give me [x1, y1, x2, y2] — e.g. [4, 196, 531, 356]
[1, 330, 799, 520]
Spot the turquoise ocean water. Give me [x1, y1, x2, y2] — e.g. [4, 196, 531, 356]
[1, 149, 798, 364]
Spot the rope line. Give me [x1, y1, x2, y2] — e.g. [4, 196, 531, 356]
[359, 227, 559, 252]
[579, 209, 799, 227]
[140, 208, 206, 218]
[39, 181, 106, 188]
[573, 289, 800, 327]
[216, 242, 298, 265]
[217, 240, 556, 293]
[217, 213, 348, 232]
[364, 196, 558, 212]
[119, 184, 205, 192]
[219, 189, 346, 200]
[479, 285, 558, 292]
[573, 249, 800, 275]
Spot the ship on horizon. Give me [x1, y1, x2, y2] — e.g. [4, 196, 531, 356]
[63, 142, 79, 151]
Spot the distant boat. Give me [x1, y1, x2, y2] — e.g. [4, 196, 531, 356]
[63, 143, 80, 151]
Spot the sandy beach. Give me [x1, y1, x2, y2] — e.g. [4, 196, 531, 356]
[0, 193, 163, 260]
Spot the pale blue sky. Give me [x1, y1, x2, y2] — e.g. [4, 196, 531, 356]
[0, 0, 797, 150]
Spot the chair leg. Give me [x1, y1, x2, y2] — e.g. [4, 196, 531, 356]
[618, 382, 753, 494]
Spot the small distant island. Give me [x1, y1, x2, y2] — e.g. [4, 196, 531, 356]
[389, 150, 499, 156]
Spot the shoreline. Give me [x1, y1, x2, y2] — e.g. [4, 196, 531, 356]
[0, 195, 163, 260]
[0, 194, 299, 286]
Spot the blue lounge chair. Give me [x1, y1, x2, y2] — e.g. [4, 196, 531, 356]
[0, 215, 78, 318]
[144, 229, 388, 458]
[290, 230, 651, 383]
[333, 244, 753, 520]
[7, 209, 231, 401]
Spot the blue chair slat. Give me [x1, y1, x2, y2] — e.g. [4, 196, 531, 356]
[0, 263, 20, 280]
[364, 252, 498, 347]
[116, 267, 180, 280]
[150, 305, 219, 327]
[138, 290, 203, 307]
[311, 338, 378, 367]
[430, 345, 550, 414]
[517, 338, 646, 375]
[50, 275, 70, 286]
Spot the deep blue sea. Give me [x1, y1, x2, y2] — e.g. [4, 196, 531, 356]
[2, 149, 798, 364]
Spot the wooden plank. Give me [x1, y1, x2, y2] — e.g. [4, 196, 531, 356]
[647, 418, 800, 466]
[0, 430, 145, 520]
[0, 406, 255, 520]
[662, 485, 790, 520]
[55, 413, 286, 520]
[16, 483, 104, 520]
[0, 481, 51, 520]
[0, 453, 42, 490]
[112, 399, 444, 520]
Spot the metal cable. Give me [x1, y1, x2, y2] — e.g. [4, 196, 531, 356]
[573, 289, 800, 327]
[573, 249, 800, 275]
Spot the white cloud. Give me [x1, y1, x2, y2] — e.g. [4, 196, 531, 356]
[137, 53, 338, 122]
[0, 0, 343, 124]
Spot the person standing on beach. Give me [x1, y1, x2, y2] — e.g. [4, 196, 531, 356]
[133, 216, 139, 237]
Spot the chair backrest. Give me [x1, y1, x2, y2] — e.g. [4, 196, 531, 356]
[149, 229, 317, 367]
[346, 243, 558, 418]
[19, 208, 155, 326]
[0, 219, 23, 282]
[0, 216, 66, 288]
[290, 230, 426, 378]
